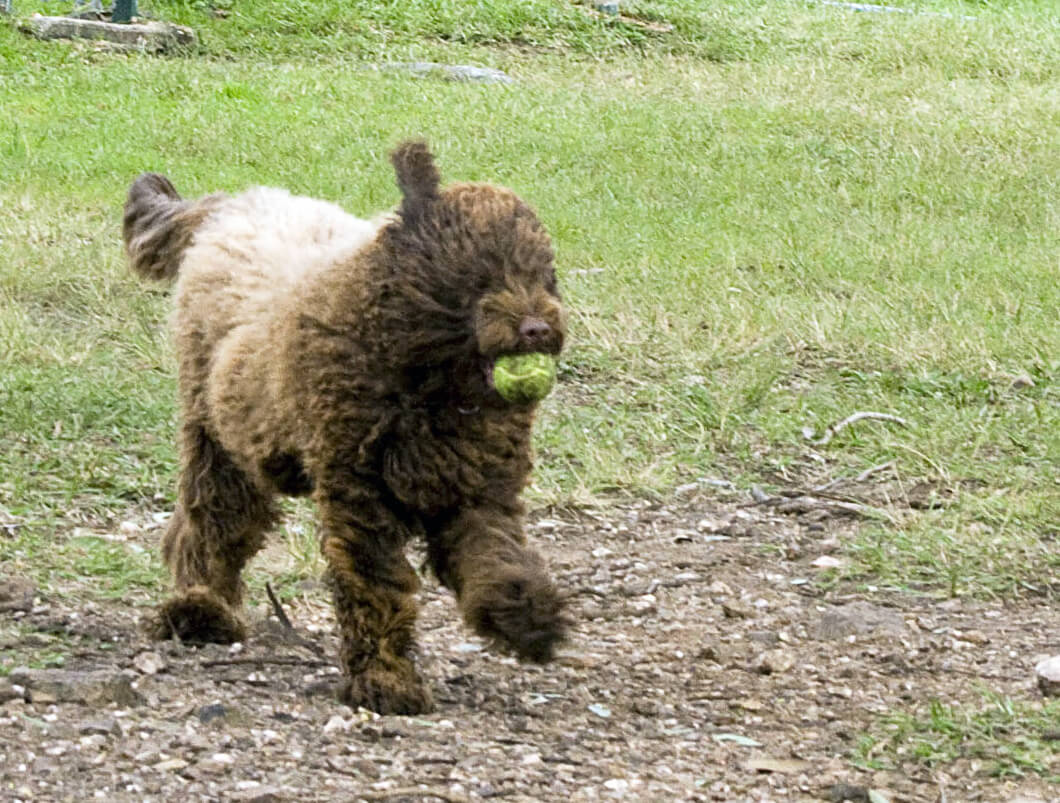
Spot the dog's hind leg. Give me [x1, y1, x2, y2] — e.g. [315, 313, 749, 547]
[316, 483, 434, 715]
[150, 422, 277, 644]
[427, 507, 568, 663]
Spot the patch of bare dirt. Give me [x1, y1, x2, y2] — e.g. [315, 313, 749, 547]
[1, 497, 1057, 802]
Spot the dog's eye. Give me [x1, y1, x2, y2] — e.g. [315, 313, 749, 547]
[545, 269, 559, 296]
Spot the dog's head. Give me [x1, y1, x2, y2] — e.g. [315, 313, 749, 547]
[382, 141, 566, 407]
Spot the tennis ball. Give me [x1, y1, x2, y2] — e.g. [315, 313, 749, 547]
[493, 353, 557, 404]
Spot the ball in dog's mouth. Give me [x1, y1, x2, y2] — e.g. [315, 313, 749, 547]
[491, 353, 557, 404]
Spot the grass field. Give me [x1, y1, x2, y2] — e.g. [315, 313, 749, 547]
[1, 0, 1058, 777]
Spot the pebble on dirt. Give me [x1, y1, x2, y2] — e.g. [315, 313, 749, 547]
[1034, 655, 1060, 697]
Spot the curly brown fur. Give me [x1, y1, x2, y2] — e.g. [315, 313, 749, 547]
[125, 141, 569, 714]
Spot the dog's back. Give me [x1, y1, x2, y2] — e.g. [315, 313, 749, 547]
[124, 175, 379, 293]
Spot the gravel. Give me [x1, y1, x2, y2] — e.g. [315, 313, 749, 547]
[1, 497, 1057, 802]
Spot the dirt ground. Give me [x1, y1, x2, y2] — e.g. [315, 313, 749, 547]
[1, 490, 1057, 803]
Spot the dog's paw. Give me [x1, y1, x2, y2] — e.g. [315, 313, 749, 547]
[337, 662, 434, 715]
[464, 570, 568, 663]
[149, 586, 247, 644]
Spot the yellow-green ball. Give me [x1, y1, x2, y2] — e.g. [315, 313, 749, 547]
[493, 353, 557, 404]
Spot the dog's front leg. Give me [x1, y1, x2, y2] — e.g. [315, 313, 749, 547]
[316, 485, 433, 715]
[428, 507, 568, 663]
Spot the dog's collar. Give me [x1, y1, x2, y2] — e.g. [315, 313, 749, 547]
[457, 405, 481, 416]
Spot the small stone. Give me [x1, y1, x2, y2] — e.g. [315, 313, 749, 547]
[604, 778, 629, 794]
[712, 732, 762, 747]
[197, 703, 228, 724]
[621, 579, 657, 597]
[555, 650, 598, 669]
[748, 630, 780, 648]
[154, 758, 189, 772]
[348, 758, 381, 778]
[133, 651, 166, 675]
[323, 715, 351, 734]
[1035, 655, 1060, 697]
[668, 572, 701, 586]
[830, 783, 870, 802]
[79, 718, 122, 737]
[722, 601, 754, 619]
[755, 649, 796, 675]
[811, 555, 844, 569]
[1010, 374, 1035, 389]
[627, 596, 657, 616]
[588, 703, 612, 718]
[453, 642, 484, 653]
[697, 644, 726, 663]
[580, 601, 605, 619]
[231, 787, 284, 803]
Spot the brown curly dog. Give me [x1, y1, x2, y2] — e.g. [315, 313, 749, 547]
[123, 141, 568, 714]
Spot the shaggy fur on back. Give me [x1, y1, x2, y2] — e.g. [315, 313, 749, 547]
[125, 141, 568, 714]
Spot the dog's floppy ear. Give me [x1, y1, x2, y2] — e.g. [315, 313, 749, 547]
[391, 140, 440, 219]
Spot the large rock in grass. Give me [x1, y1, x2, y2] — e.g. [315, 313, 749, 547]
[23, 15, 196, 53]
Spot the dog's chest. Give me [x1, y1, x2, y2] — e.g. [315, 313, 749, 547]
[381, 412, 532, 513]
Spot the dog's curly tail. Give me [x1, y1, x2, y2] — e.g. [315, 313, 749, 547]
[123, 173, 219, 282]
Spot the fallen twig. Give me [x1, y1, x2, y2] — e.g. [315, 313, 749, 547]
[812, 460, 896, 492]
[201, 656, 331, 668]
[264, 582, 329, 660]
[808, 411, 908, 446]
[164, 612, 184, 648]
[776, 495, 897, 523]
[855, 460, 897, 482]
[744, 487, 897, 523]
[265, 581, 294, 630]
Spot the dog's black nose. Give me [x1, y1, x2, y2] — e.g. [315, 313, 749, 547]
[519, 317, 552, 345]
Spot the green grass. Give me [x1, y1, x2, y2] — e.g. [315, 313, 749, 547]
[856, 693, 1060, 781]
[1, 1, 1058, 603]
